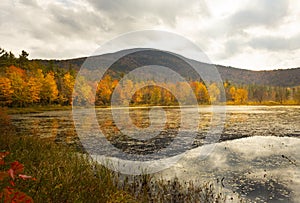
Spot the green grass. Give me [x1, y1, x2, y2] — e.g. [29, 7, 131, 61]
[5, 101, 300, 116]
[226, 101, 300, 106]
[6, 105, 72, 115]
[0, 108, 232, 203]
[0, 131, 138, 202]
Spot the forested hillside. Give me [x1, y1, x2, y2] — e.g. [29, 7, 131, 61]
[0, 47, 299, 107]
[217, 65, 300, 87]
[40, 48, 300, 87]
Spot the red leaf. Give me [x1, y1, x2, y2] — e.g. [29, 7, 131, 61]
[10, 161, 24, 175]
[5, 187, 14, 194]
[9, 180, 15, 186]
[3, 187, 33, 203]
[3, 187, 15, 202]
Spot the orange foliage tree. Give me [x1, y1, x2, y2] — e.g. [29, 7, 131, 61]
[0, 77, 13, 106]
[5, 66, 27, 107]
[60, 72, 75, 105]
[41, 72, 58, 104]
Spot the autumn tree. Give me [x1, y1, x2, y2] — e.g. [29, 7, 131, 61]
[252, 85, 266, 103]
[229, 86, 236, 102]
[275, 87, 288, 104]
[191, 81, 209, 104]
[165, 83, 177, 105]
[176, 82, 192, 104]
[6, 66, 27, 106]
[60, 72, 75, 105]
[150, 86, 162, 105]
[294, 87, 300, 103]
[122, 79, 134, 103]
[27, 77, 41, 103]
[24, 69, 44, 104]
[41, 72, 58, 104]
[235, 88, 248, 104]
[96, 75, 117, 106]
[208, 83, 220, 103]
[223, 80, 232, 102]
[73, 75, 94, 106]
[131, 82, 144, 104]
[160, 86, 176, 105]
[0, 77, 13, 106]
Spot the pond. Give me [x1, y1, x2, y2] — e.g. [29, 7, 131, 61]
[10, 105, 300, 202]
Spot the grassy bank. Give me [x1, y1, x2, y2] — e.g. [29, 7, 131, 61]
[0, 109, 229, 202]
[6, 101, 300, 115]
[226, 101, 300, 106]
[0, 130, 137, 202]
[5, 106, 72, 115]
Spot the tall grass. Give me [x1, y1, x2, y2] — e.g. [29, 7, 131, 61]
[0, 131, 137, 202]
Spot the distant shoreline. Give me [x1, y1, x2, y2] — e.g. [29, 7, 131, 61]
[3, 103, 300, 115]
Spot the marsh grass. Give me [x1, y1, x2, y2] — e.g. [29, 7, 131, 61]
[6, 105, 72, 115]
[0, 108, 231, 202]
[0, 132, 137, 202]
[117, 175, 229, 202]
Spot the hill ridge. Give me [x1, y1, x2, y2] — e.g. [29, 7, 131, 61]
[34, 48, 300, 87]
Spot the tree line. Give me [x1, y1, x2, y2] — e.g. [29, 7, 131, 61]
[0, 48, 299, 107]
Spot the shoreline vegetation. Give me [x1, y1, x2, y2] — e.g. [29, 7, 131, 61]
[4, 102, 300, 115]
[0, 109, 231, 202]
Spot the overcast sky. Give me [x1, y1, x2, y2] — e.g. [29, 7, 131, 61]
[1, 0, 300, 70]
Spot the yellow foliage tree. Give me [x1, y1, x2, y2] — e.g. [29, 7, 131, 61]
[208, 83, 220, 103]
[73, 75, 94, 106]
[235, 88, 248, 104]
[229, 86, 236, 102]
[96, 75, 114, 105]
[0, 77, 13, 105]
[61, 72, 75, 105]
[230, 87, 248, 104]
[27, 76, 42, 103]
[6, 66, 27, 106]
[191, 81, 209, 104]
[150, 86, 162, 105]
[41, 72, 58, 104]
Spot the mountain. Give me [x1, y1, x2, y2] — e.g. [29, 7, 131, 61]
[35, 48, 300, 87]
[216, 65, 300, 87]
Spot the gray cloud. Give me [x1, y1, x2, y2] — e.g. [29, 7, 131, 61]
[249, 34, 300, 51]
[227, 0, 289, 30]
[0, 0, 112, 58]
[87, 0, 209, 28]
[201, 0, 289, 42]
[224, 39, 243, 56]
[203, 0, 292, 62]
[2, 0, 210, 59]
[0, 0, 299, 69]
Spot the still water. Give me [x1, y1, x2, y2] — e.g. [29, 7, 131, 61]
[10, 106, 300, 202]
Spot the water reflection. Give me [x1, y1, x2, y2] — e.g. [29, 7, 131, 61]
[12, 111, 78, 145]
[97, 107, 182, 155]
[160, 136, 300, 202]
[10, 106, 300, 147]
